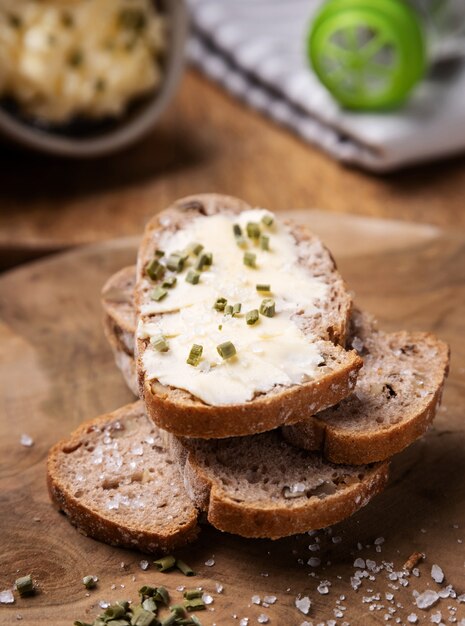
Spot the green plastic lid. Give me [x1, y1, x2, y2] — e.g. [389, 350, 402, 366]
[308, 0, 427, 109]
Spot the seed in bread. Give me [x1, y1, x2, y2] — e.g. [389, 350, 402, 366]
[282, 310, 450, 464]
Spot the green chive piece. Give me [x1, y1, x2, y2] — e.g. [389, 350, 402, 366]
[176, 560, 195, 576]
[233, 224, 242, 237]
[260, 298, 275, 317]
[259, 234, 270, 250]
[141, 598, 157, 613]
[186, 270, 200, 285]
[246, 309, 259, 325]
[214, 297, 227, 312]
[105, 620, 129, 626]
[183, 590, 202, 600]
[195, 252, 213, 271]
[166, 253, 185, 273]
[232, 303, 242, 316]
[153, 555, 176, 572]
[155, 249, 165, 258]
[243, 251, 257, 268]
[170, 604, 186, 617]
[218, 324, 223, 331]
[151, 335, 169, 352]
[224, 305, 233, 316]
[73, 621, 93, 626]
[191, 617, 203, 626]
[116, 600, 130, 611]
[162, 275, 177, 289]
[150, 286, 167, 302]
[187, 344, 203, 367]
[160, 615, 177, 626]
[15, 575, 34, 597]
[187, 242, 204, 256]
[246, 222, 260, 239]
[203, 252, 212, 266]
[139, 585, 157, 599]
[154, 586, 170, 605]
[217, 341, 236, 360]
[256, 284, 270, 292]
[262, 214, 274, 227]
[131, 607, 158, 626]
[104, 605, 126, 619]
[146, 258, 165, 281]
[82, 575, 97, 589]
[184, 598, 206, 611]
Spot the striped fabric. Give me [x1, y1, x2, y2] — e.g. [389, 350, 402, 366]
[186, 0, 465, 172]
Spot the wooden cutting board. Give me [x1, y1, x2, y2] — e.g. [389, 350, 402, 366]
[0, 211, 464, 626]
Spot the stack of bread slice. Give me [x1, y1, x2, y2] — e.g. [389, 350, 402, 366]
[47, 194, 449, 552]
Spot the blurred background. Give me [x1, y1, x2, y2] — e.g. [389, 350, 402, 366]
[1, 0, 465, 271]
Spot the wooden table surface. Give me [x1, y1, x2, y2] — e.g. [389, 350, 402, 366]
[0, 210, 463, 626]
[1, 69, 465, 270]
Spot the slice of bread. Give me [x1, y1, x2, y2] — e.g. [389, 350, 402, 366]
[47, 402, 199, 553]
[47, 402, 389, 543]
[135, 194, 361, 439]
[282, 310, 450, 464]
[169, 431, 389, 539]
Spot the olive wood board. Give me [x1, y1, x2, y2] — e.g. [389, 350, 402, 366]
[0, 210, 464, 626]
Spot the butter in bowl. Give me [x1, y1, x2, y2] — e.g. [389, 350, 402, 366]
[0, 0, 187, 157]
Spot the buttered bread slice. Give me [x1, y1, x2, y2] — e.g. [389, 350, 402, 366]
[135, 194, 360, 438]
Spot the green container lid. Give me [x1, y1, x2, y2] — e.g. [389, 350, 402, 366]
[308, 0, 427, 109]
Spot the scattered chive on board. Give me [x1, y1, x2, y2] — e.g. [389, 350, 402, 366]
[151, 286, 168, 302]
[217, 341, 236, 359]
[154, 555, 176, 572]
[185, 270, 200, 285]
[176, 560, 195, 576]
[183, 590, 202, 600]
[184, 598, 206, 611]
[243, 251, 257, 268]
[187, 344, 203, 367]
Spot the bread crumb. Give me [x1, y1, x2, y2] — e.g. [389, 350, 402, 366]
[403, 552, 424, 571]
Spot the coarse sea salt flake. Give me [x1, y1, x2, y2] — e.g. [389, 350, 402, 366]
[407, 617, 418, 625]
[139, 560, 149, 570]
[202, 593, 213, 605]
[295, 596, 311, 615]
[257, 615, 269, 624]
[251, 595, 261, 605]
[308, 557, 321, 567]
[354, 558, 366, 569]
[240, 619, 249, 626]
[215, 583, 223, 593]
[430, 611, 442, 624]
[20, 434, 34, 447]
[415, 590, 439, 609]
[431, 564, 444, 584]
[317, 583, 329, 595]
[263, 596, 276, 604]
[205, 558, 215, 567]
[0, 590, 14, 604]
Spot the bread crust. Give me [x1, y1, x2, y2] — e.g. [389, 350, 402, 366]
[282, 332, 450, 464]
[135, 194, 357, 439]
[173, 436, 389, 539]
[47, 402, 199, 553]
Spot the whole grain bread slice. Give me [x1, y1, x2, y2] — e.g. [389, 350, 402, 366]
[282, 310, 450, 464]
[169, 431, 389, 539]
[135, 194, 360, 439]
[47, 402, 199, 553]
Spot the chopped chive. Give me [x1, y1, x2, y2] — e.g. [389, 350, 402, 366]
[187, 344, 203, 367]
[218, 324, 223, 331]
[233, 224, 242, 237]
[15, 575, 34, 597]
[150, 286, 167, 302]
[191, 617, 203, 626]
[155, 249, 165, 258]
[217, 341, 236, 359]
[232, 303, 242, 316]
[203, 252, 212, 266]
[259, 234, 270, 250]
[116, 600, 130, 611]
[104, 604, 126, 619]
[82, 575, 97, 589]
[256, 284, 270, 292]
[131, 607, 158, 626]
[142, 597, 157, 612]
[170, 604, 186, 617]
[160, 615, 177, 626]
[214, 297, 227, 312]
[246, 309, 259, 325]
[243, 251, 257, 268]
[153, 555, 176, 572]
[184, 598, 206, 611]
[176, 560, 195, 576]
[262, 214, 274, 227]
[260, 298, 275, 318]
[195, 252, 212, 271]
[154, 586, 170, 605]
[246, 222, 260, 239]
[166, 253, 185, 272]
[162, 275, 177, 288]
[183, 589, 202, 600]
[224, 304, 233, 316]
[186, 270, 200, 285]
[73, 621, 93, 626]
[146, 258, 165, 281]
[150, 335, 169, 352]
[139, 584, 158, 599]
[187, 242, 203, 256]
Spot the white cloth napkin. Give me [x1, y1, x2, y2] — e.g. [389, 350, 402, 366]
[186, 0, 465, 172]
